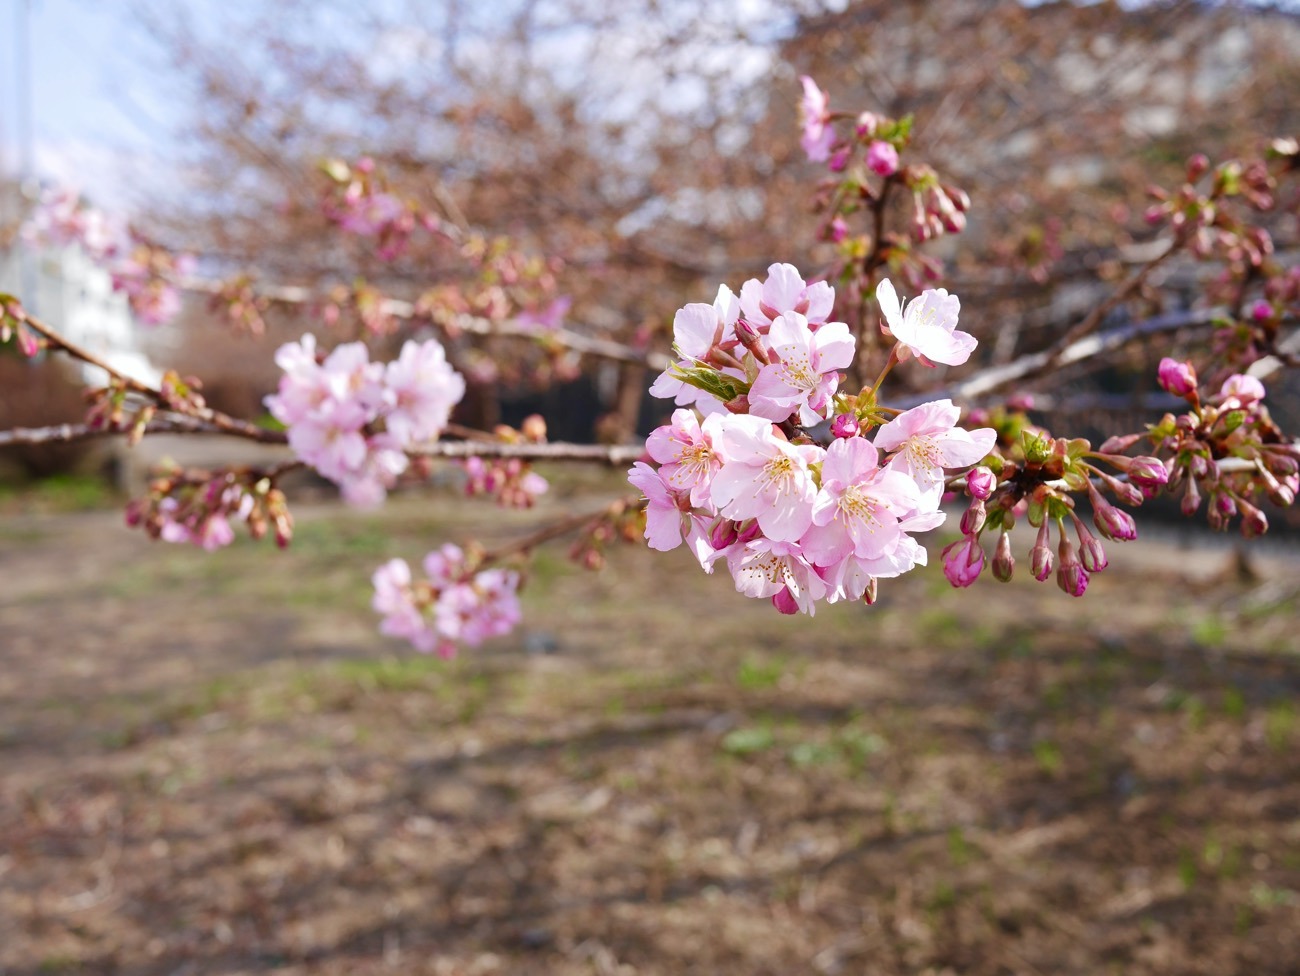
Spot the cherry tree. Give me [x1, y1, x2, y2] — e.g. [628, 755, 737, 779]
[2, 0, 1298, 658]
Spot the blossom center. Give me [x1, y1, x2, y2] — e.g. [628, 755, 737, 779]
[839, 485, 882, 530]
[905, 435, 942, 474]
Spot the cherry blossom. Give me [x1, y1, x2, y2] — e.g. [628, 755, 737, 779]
[709, 415, 821, 543]
[648, 284, 741, 413]
[645, 409, 723, 507]
[268, 334, 464, 507]
[801, 436, 922, 566]
[747, 312, 855, 426]
[876, 277, 977, 366]
[798, 76, 834, 163]
[874, 399, 997, 499]
[739, 263, 835, 330]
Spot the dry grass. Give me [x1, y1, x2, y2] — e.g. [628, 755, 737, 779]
[1, 477, 1298, 975]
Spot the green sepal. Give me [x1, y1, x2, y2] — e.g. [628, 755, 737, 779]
[1022, 430, 1050, 465]
[670, 361, 749, 402]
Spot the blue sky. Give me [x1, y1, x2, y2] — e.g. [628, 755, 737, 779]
[1, 0, 181, 209]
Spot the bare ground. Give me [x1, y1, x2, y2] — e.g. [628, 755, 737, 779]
[1, 478, 1299, 975]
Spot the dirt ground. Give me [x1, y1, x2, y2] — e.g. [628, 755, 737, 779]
[1, 475, 1298, 975]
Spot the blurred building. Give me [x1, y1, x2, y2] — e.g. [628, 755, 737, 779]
[0, 238, 160, 387]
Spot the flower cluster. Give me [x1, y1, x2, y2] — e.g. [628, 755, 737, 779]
[797, 78, 970, 288]
[458, 416, 551, 508]
[267, 334, 466, 506]
[372, 545, 521, 657]
[21, 186, 193, 328]
[320, 156, 439, 261]
[632, 266, 995, 614]
[1144, 359, 1295, 533]
[21, 187, 120, 259]
[110, 245, 194, 327]
[126, 470, 294, 552]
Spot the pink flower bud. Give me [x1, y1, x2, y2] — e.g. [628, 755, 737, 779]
[1237, 497, 1268, 537]
[1127, 456, 1170, 491]
[866, 140, 899, 177]
[966, 466, 996, 500]
[1250, 299, 1273, 323]
[1007, 393, 1035, 412]
[829, 147, 851, 173]
[710, 519, 739, 550]
[829, 216, 849, 243]
[1030, 522, 1054, 581]
[861, 576, 879, 605]
[942, 536, 985, 588]
[1157, 357, 1198, 398]
[1075, 522, 1109, 573]
[1088, 484, 1137, 542]
[831, 413, 859, 439]
[1099, 433, 1142, 454]
[992, 532, 1014, 582]
[855, 112, 879, 138]
[1181, 478, 1202, 516]
[771, 586, 800, 615]
[1055, 538, 1089, 597]
[960, 498, 987, 536]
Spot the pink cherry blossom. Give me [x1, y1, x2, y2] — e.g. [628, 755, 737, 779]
[739, 263, 836, 330]
[874, 398, 997, 499]
[648, 284, 740, 413]
[801, 436, 921, 566]
[727, 536, 827, 615]
[627, 461, 693, 551]
[1217, 373, 1265, 409]
[372, 558, 439, 653]
[876, 278, 977, 366]
[384, 338, 466, 444]
[798, 76, 834, 163]
[268, 334, 463, 506]
[748, 313, 855, 426]
[645, 409, 724, 507]
[709, 415, 821, 542]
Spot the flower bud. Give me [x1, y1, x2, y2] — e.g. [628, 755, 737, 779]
[1055, 538, 1089, 597]
[1186, 152, 1210, 182]
[1099, 433, 1142, 454]
[1088, 483, 1137, 542]
[521, 414, 548, 442]
[861, 576, 879, 606]
[772, 586, 800, 615]
[1096, 470, 1144, 507]
[855, 111, 879, 138]
[829, 147, 852, 173]
[992, 532, 1014, 582]
[960, 498, 987, 536]
[1259, 466, 1296, 507]
[866, 140, 899, 176]
[1030, 522, 1054, 581]
[1181, 477, 1202, 516]
[828, 216, 849, 243]
[942, 536, 985, 588]
[1236, 497, 1268, 537]
[1075, 522, 1109, 573]
[966, 465, 996, 500]
[1127, 456, 1170, 491]
[1157, 357, 1198, 398]
[710, 519, 739, 550]
[831, 413, 859, 439]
